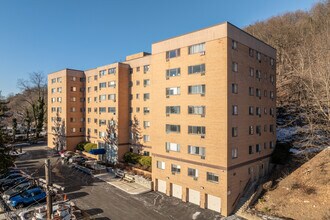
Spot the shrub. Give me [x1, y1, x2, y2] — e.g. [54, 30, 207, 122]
[139, 156, 151, 167]
[271, 142, 291, 165]
[84, 143, 97, 152]
[76, 142, 88, 151]
[124, 152, 141, 164]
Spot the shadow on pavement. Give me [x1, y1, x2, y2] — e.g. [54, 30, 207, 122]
[67, 191, 89, 200]
[85, 208, 104, 216]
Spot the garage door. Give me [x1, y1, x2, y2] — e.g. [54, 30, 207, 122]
[207, 194, 221, 213]
[172, 184, 182, 199]
[188, 189, 200, 206]
[157, 179, 166, 194]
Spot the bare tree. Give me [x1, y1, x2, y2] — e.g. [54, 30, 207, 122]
[52, 111, 66, 152]
[17, 72, 47, 139]
[103, 118, 118, 164]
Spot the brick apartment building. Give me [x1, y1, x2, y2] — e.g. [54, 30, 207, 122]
[48, 22, 276, 216]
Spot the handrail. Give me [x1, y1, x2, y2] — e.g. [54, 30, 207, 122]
[232, 177, 252, 208]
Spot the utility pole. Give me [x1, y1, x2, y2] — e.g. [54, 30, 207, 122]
[45, 159, 52, 220]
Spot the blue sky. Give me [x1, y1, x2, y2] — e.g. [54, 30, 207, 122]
[0, 0, 318, 96]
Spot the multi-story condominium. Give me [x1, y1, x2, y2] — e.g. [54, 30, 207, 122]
[47, 22, 276, 216]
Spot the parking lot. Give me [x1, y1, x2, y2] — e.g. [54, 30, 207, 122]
[10, 144, 221, 220]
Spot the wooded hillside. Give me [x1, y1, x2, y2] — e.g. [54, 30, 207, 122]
[245, 0, 330, 147]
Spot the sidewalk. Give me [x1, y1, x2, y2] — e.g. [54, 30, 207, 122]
[94, 173, 151, 195]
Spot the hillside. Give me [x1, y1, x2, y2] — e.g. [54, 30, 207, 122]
[255, 148, 330, 220]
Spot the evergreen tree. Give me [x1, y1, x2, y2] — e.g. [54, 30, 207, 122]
[103, 118, 118, 164]
[130, 115, 143, 154]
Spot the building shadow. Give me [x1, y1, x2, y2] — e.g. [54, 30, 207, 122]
[66, 191, 89, 200]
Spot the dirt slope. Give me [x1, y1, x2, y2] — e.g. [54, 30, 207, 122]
[255, 148, 330, 220]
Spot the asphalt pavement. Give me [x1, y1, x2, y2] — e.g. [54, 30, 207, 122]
[15, 145, 221, 220]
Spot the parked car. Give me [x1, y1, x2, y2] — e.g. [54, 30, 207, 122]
[9, 187, 46, 209]
[0, 173, 22, 185]
[60, 151, 75, 159]
[2, 182, 34, 200]
[2, 176, 29, 191]
[0, 169, 21, 179]
[68, 155, 86, 164]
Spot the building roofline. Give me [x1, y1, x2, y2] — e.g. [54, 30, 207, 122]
[152, 21, 276, 51]
[48, 68, 84, 75]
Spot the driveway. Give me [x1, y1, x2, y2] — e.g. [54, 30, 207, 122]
[15, 145, 221, 220]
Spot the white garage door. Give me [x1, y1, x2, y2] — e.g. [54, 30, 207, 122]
[188, 189, 200, 206]
[157, 179, 166, 194]
[207, 194, 221, 213]
[172, 184, 182, 199]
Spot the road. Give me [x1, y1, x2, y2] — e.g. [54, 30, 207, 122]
[15, 145, 220, 220]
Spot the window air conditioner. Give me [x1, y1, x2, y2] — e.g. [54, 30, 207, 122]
[201, 156, 205, 160]
[166, 58, 170, 62]
[201, 135, 205, 139]
[201, 93, 205, 97]
[193, 177, 198, 180]
[166, 113, 170, 116]
[166, 95, 170, 98]
[200, 51, 205, 56]
[201, 72, 205, 76]
[166, 77, 170, 80]
[201, 114, 205, 118]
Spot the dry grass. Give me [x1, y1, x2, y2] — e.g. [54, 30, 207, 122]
[255, 149, 330, 220]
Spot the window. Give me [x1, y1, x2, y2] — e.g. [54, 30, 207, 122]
[270, 75, 275, 84]
[248, 167, 253, 175]
[270, 91, 274, 99]
[136, 107, 140, 113]
[232, 105, 238, 115]
[249, 48, 254, 57]
[87, 87, 91, 93]
[70, 87, 76, 92]
[188, 43, 205, 54]
[188, 85, 205, 95]
[166, 106, 180, 114]
[249, 87, 254, 96]
[108, 94, 116, 101]
[264, 125, 267, 132]
[94, 75, 98, 80]
[232, 62, 238, 72]
[56, 97, 61, 102]
[232, 127, 238, 137]
[143, 79, 150, 86]
[108, 67, 116, 74]
[270, 108, 275, 116]
[166, 124, 180, 133]
[166, 87, 180, 96]
[143, 121, 150, 128]
[99, 70, 106, 77]
[136, 67, 140, 72]
[143, 93, 150, 101]
[188, 145, 205, 156]
[188, 126, 205, 135]
[80, 97, 85, 102]
[51, 88, 56, 94]
[143, 65, 150, 73]
[256, 125, 261, 135]
[71, 128, 76, 133]
[249, 67, 254, 77]
[94, 97, 97, 102]
[87, 108, 91, 113]
[70, 118, 76, 122]
[166, 48, 180, 59]
[57, 87, 62, 93]
[249, 126, 254, 135]
[256, 88, 261, 98]
[188, 168, 198, 178]
[257, 51, 261, 61]
[157, 161, 165, 170]
[94, 129, 98, 134]
[232, 148, 238, 159]
[136, 80, 140, 86]
[188, 64, 205, 74]
[87, 76, 91, 83]
[108, 107, 116, 114]
[256, 107, 261, 116]
[143, 135, 150, 142]
[249, 106, 254, 115]
[99, 131, 106, 138]
[99, 119, 106, 126]
[99, 107, 106, 113]
[256, 144, 261, 153]
[99, 95, 106, 102]
[70, 107, 76, 112]
[51, 79, 56, 84]
[207, 172, 219, 183]
[51, 97, 56, 103]
[144, 107, 150, 114]
[249, 145, 253, 154]
[270, 124, 274, 133]
[270, 58, 275, 67]
[108, 81, 116, 88]
[232, 83, 238, 94]
[256, 70, 261, 79]
[166, 142, 180, 152]
[166, 68, 180, 77]
[264, 142, 267, 149]
[94, 86, 98, 91]
[188, 106, 205, 115]
[232, 40, 237, 49]
[99, 82, 107, 89]
[171, 164, 181, 173]
[264, 90, 268, 97]
[94, 107, 97, 113]
[270, 141, 274, 149]
[57, 77, 62, 83]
